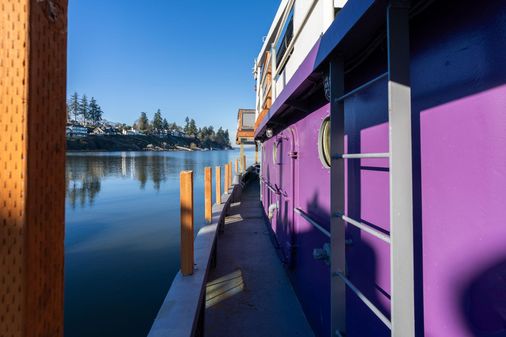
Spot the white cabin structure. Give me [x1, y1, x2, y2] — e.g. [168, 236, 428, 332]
[254, 0, 347, 128]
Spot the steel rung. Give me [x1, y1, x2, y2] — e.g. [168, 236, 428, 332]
[333, 152, 390, 159]
[294, 208, 331, 238]
[333, 270, 392, 330]
[335, 72, 388, 103]
[334, 213, 391, 244]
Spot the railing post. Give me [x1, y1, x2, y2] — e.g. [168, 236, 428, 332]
[205, 167, 212, 223]
[330, 56, 346, 337]
[180, 171, 194, 276]
[216, 166, 222, 204]
[388, 1, 415, 336]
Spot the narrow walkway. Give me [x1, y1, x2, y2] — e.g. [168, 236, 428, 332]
[205, 177, 314, 337]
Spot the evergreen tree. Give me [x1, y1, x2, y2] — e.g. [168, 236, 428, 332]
[184, 117, 190, 134]
[68, 92, 80, 122]
[162, 118, 169, 131]
[79, 95, 89, 124]
[188, 118, 198, 137]
[224, 129, 230, 146]
[88, 97, 102, 125]
[152, 109, 163, 133]
[216, 127, 225, 144]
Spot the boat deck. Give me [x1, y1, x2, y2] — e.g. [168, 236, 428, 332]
[204, 177, 314, 337]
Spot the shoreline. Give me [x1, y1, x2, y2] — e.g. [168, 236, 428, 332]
[66, 134, 232, 152]
[65, 148, 235, 153]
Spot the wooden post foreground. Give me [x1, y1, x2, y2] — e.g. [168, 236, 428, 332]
[204, 167, 212, 223]
[216, 166, 222, 204]
[180, 171, 194, 276]
[1, 1, 67, 336]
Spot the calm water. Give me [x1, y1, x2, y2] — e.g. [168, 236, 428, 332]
[65, 149, 255, 337]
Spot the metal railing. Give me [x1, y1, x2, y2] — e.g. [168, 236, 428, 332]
[329, 3, 415, 337]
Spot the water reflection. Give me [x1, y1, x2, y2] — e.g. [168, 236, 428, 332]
[66, 153, 186, 208]
[64, 149, 256, 337]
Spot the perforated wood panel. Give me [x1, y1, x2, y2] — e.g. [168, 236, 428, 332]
[0, 1, 67, 336]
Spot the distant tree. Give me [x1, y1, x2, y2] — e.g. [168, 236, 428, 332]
[188, 118, 198, 137]
[183, 117, 190, 134]
[135, 112, 150, 132]
[79, 95, 89, 124]
[88, 97, 103, 125]
[224, 129, 230, 146]
[68, 92, 80, 122]
[215, 127, 225, 145]
[152, 109, 163, 133]
[162, 118, 169, 131]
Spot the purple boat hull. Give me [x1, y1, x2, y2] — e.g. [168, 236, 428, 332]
[258, 1, 506, 337]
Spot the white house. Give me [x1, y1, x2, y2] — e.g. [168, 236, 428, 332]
[66, 124, 88, 138]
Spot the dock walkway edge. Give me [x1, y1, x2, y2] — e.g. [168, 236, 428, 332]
[147, 170, 249, 337]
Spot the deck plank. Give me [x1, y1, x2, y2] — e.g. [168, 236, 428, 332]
[205, 178, 315, 337]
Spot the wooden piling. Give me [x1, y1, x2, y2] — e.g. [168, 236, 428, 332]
[205, 167, 212, 223]
[229, 161, 233, 187]
[255, 143, 259, 164]
[241, 156, 247, 173]
[216, 166, 222, 204]
[235, 158, 239, 174]
[180, 171, 194, 276]
[224, 164, 229, 192]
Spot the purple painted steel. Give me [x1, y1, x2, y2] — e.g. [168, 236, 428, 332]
[258, 1, 506, 337]
[421, 86, 506, 337]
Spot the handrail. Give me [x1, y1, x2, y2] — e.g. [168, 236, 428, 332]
[335, 72, 388, 102]
[294, 207, 330, 238]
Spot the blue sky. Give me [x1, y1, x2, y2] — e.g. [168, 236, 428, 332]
[67, 0, 279, 141]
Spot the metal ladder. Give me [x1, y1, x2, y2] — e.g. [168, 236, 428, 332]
[329, 2, 415, 337]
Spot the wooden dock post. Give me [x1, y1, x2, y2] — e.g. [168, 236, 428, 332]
[224, 164, 230, 192]
[180, 171, 194, 276]
[216, 166, 222, 204]
[205, 167, 212, 223]
[229, 161, 233, 186]
[241, 155, 247, 173]
[255, 142, 259, 164]
[235, 158, 239, 174]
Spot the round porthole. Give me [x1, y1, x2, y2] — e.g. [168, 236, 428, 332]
[318, 117, 331, 168]
[272, 142, 278, 164]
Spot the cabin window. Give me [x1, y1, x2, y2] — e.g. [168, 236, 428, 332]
[319, 117, 331, 168]
[275, 8, 294, 73]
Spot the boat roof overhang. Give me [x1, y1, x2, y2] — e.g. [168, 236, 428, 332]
[254, 0, 398, 141]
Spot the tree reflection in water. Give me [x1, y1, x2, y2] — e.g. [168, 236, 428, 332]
[66, 152, 178, 208]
